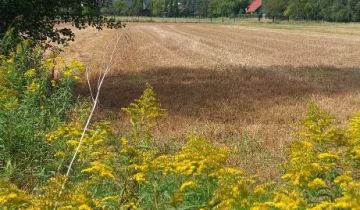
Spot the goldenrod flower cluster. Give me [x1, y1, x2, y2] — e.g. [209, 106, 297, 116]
[256, 103, 360, 209]
[2, 72, 360, 210]
[24, 68, 36, 78]
[122, 84, 166, 146]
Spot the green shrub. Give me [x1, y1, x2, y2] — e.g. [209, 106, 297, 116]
[0, 39, 82, 188]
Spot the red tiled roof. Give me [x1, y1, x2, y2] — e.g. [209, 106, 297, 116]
[246, 0, 262, 13]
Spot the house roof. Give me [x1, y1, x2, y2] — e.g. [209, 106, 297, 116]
[246, 0, 262, 13]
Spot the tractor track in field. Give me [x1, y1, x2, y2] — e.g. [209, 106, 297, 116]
[67, 22, 360, 71]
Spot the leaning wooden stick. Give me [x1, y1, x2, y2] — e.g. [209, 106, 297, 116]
[53, 29, 125, 210]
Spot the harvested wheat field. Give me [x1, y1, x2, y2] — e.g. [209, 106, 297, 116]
[65, 22, 360, 180]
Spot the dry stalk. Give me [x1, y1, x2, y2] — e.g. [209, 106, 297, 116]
[85, 67, 95, 102]
[54, 29, 125, 209]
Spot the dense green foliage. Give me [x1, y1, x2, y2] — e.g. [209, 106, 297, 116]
[0, 0, 123, 45]
[208, 0, 250, 17]
[108, 0, 250, 17]
[105, 0, 360, 22]
[264, 0, 360, 21]
[0, 38, 84, 189]
[102, 0, 127, 16]
[263, 0, 287, 21]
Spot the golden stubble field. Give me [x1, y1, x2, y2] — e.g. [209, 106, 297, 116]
[64, 22, 360, 180]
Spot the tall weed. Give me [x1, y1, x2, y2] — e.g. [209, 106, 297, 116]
[0, 39, 82, 188]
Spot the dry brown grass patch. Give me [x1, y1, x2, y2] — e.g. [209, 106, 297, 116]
[64, 23, 360, 180]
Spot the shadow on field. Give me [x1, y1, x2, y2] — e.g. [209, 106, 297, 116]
[77, 65, 360, 122]
[75, 65, 360, 181]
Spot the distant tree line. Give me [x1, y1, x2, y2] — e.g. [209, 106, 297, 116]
[102, 0, 251, 17]
[264, 0, 360, 22]
[102, 0, 360, 22]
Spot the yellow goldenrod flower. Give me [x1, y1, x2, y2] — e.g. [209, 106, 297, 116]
[54, 151, 66, 158]
[74, 76, 81, 81]
[44, 58, 55, 69]
[310, 163, 322, 171]
[82, 161, 115, 179]
[254, 185, 266, 194]
[90, 151, 101, 157]
[24, 68, 36, 78]
[133, 173, 146, 182]
[218, 199, 236, 209]
[308, 178, 326, 188]
[354, 148, 360, 159]
[333, 202, 351, 209]
[0, 192, 17, 204]
[265, 191, 304, 210]
[121, 202, 138, 210]
[318, 153, 339, 161]
[78, 204, 92, 210]
[6, 58, 14, 64]
[121, 137, 128, 145]
[59, 205, 74, 209]
[334, 173, 353, 185]
[251, 205, 269, 210]
[301, 141, 313, 148]
[309, 201, 332, 210]
[64, 70, 72, 77]
[3, 101, 18, 110]
[70, 59, 85, 72]
[180, 181, 196, 192]
[281, 173, 292, 180]
[232, 186, 240, 196]
[26, 81, 40, 92]
[67, 139, 79, 146]
[101, 196, 118, 202]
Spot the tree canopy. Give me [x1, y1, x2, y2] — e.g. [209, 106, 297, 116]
[0, 0, 123, 45]
[106, 0, 360, 22]
[263, 0, 287, 20]
[208, 0, 249, 17]
[284, 0, 360, 21]
[102, 0, 127, 16]
[264, 0, 360, 22]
